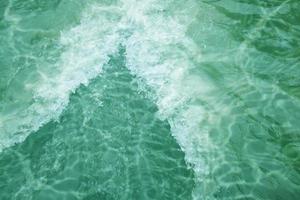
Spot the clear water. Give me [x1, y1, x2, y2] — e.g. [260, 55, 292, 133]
[0, 0, 300, 199]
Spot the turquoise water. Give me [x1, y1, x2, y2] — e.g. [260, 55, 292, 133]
[0, 0, 300, 199]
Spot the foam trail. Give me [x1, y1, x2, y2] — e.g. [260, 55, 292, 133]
[1, 1, 217, 198]
[0, 5, 122, 151]
[120, 0, 222, 198]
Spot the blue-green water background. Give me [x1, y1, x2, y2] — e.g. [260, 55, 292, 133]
[0, 0, 300, 199]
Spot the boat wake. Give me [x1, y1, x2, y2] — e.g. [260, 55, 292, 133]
[1, 0, 220, 198]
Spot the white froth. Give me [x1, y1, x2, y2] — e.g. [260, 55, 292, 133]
[121, 1, 217, 197]
[0, 4, 122, 151]
[2, 2, 216, 199]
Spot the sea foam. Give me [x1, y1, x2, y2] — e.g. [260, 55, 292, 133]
[1, 1, 216, 198]
[0, 4, 122, 151]
[120, 1, 217, 196]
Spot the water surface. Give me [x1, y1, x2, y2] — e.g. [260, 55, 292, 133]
[0, 0, 300, 199]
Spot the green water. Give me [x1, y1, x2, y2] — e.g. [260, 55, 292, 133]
[0, 0, 300, 199]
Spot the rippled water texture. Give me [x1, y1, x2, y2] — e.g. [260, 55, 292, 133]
[0, 0, 300, 199]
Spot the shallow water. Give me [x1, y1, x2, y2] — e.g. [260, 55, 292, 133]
[0, 0, 300, 199]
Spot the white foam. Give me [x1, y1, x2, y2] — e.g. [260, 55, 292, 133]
[1, 1, 222, 198]
[117, 1, 232, 198]
[0, 4, 123, 151]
